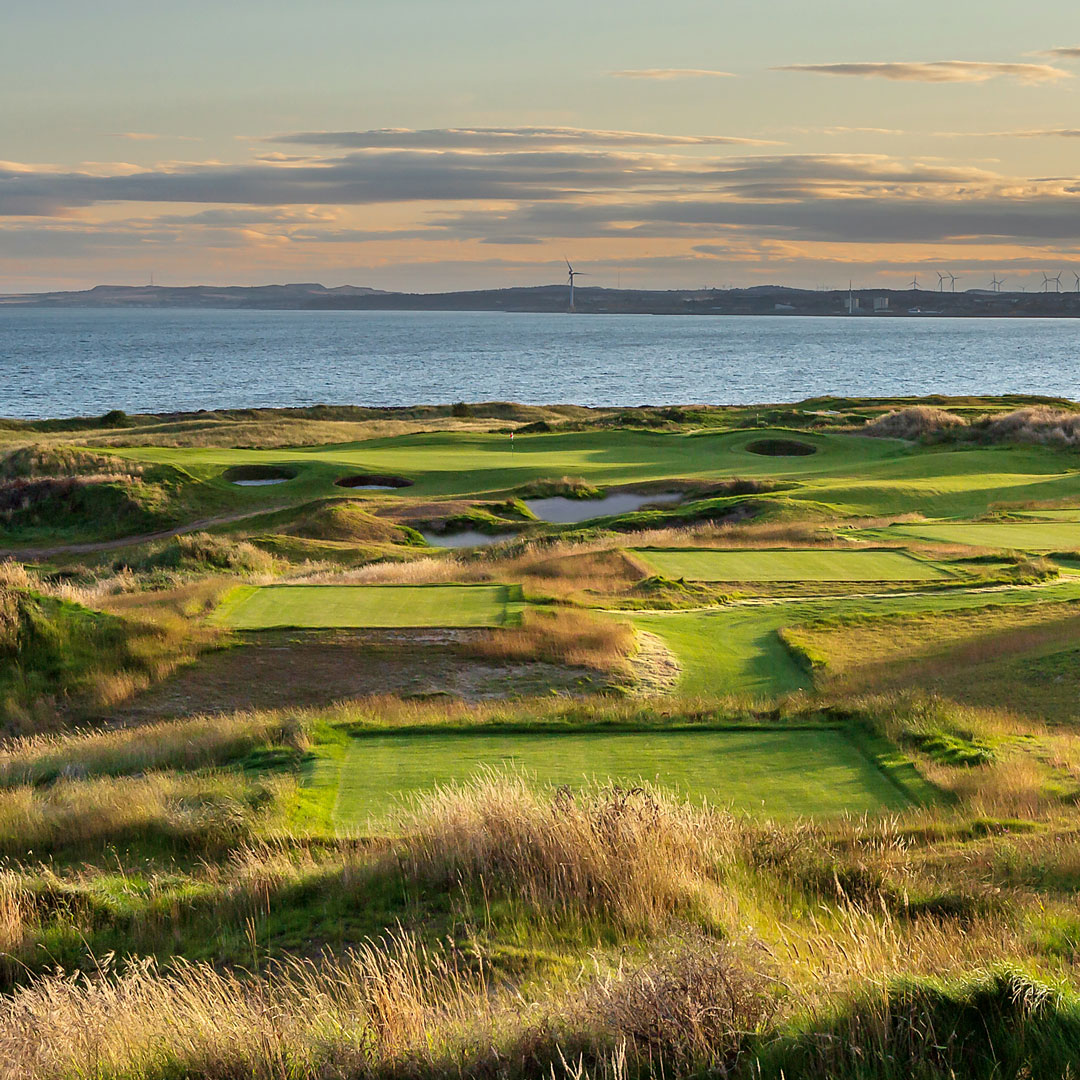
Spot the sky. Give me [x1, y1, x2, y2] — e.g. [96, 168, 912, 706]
[4, 0, 1080, 293]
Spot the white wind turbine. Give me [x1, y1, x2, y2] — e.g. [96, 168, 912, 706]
[565, 259, 589, 312]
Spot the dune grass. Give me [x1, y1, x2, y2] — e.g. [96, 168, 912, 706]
[212, 583, 521, 629]
[634, 547, 948, 582]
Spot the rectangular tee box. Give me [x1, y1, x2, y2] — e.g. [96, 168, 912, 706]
[312, 728, 917, 830]
[632, 547, 948, 582]
[890, 521, 1080, 552]
[212, 583, 520, 629]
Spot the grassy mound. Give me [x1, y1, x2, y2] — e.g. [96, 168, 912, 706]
[517, 475, 602, 499]
[288, 501, 420, 544]
[127, 532, 275, 575]
[758, 970, 1080, 1079]
[0, 573, 197, 731]
[0, 447, 192, 542]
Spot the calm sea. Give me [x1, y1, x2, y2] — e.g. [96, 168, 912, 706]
[2, 308, 1079, 420]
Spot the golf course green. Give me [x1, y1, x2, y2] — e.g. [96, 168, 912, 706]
[304, 728, 916, 829]
[102, 426, 1080, 522]
[212, 583, 521, 629]
[889, 521, 1080, 551]
[634, 547, 948, 582]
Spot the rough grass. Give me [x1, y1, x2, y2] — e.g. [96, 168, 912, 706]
[0, 568, 213, 732]
[0, 770, 284, 856]
[3, 770, 1080, 1079]
[787, 601, 1080, 725]
[863, 403, 1080, 448]
[401, 774, 737, 932]
[863, 407, 968, 440]
[0, 929, 777, 1080]
[125, 531, 275, 575]
[0, 711, 308, 787]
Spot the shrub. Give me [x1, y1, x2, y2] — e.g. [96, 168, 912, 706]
[863, 407, 968, 441]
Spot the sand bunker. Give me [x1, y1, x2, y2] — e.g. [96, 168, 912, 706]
[744, 438, 817, 457]
[335, 473, 414, 490]
[224, 465, 298, 486]
[419, 529, 509, 548]
[525, 491, 683, 523]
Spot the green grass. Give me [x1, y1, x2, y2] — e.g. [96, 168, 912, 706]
[634, 547, 948, 582]
[890, 521, 1080, 550]
[106, 427, 886, 499]
[311, 728, 914, 828]
[211, 583, 520, 629]
[627, 610, 810, 698]
[99, 427, 1080, 523]
[625, 579, 1080, 698]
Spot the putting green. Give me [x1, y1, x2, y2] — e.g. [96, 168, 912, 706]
[633, 547, 948, 582]
[212, 583, 520, 629]
[310, 729, 915, 828]
[890, 522, 1080, 551]
[100, 427, 1080, 522]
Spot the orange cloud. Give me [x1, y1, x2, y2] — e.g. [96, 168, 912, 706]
[776, 61, 1070, 84]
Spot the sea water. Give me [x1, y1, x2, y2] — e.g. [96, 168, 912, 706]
[2, 308, 1079, 419]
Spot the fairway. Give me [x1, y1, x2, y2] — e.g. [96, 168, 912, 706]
[212, 583, 518, 629]
[634, 547, 948, 582]
[890, 521, 1080, 551]
[312, 729, 913, 828]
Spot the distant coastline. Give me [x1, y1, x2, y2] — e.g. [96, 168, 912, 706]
[3, 282, 1080, 318]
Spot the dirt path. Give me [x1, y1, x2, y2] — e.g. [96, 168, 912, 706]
[0, 503, 298, 561]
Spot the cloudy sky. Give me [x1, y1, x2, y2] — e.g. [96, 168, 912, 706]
[5, 0, 1080, 292]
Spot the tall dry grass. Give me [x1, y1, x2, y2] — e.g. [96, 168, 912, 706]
[0, 771, 1063, 1080]
[0, 927, 776, 1080]
[0, 710, 307, 787]
[400, 772, 739, 933]
[862, 407, 967, 440]
[0, 770, 285, 856]
[863, 403, 1080, 447]
[469, 609, 638, 674]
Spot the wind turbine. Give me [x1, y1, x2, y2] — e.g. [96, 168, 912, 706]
[1074, 271, 1080, 293]
[990, 274, 1004, 293]
[936, 271, 946, 293]
[948, 273, 960, 293]
[1052, 273, 1063, 293]
[565, 259, 589, 312]
[910, 274, 920, 292]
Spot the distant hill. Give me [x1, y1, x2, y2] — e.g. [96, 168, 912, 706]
[2, 281, 1079, 317]
[0, 283, 387, 310]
